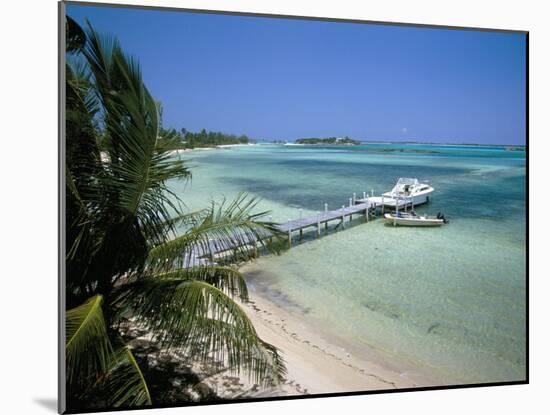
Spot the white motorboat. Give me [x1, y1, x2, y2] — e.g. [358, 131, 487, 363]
[383, 178, 434, 206]
[384, 211, 448, 227]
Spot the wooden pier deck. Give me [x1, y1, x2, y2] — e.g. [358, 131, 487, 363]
[185, 191, 424, 262]
[276, 201, 372, 245]
[184, 201, 376, 264]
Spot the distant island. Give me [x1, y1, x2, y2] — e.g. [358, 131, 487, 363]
[157, 129, 526, 151]
[159, 127, 255, 149]
[184, 128, 255, 148]
[295, 136, 361, 145]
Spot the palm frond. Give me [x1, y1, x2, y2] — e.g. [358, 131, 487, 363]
[66, 15, 86, 54]
[65, 168, 96, 263]
[148, 194, 284, 269]
[83, 24, 190, 246]
[66, 295, 113, 386]
[105, 346, 152, 407]
[157, 209, 206, 237]
[117, 265, 249, 303]
[115, 278, 285, 385]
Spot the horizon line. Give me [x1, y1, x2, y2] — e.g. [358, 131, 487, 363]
[253, 138, 527, 147]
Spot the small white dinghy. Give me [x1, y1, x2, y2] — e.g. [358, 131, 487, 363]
[384, 211, 448, 227]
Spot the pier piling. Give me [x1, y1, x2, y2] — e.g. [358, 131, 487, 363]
[287, 219, 292, 247]
[394, 199, 399, 226]
[317, 212, 321, 237]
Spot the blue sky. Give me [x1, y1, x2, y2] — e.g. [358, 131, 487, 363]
[67, 4, 527, 145]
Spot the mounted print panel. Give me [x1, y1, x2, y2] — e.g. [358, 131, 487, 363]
[59, 1, 528, 413]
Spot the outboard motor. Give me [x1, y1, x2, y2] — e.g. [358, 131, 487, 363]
[437, 212, 449, 223]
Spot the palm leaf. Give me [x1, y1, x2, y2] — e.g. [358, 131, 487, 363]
[66, 15, 86, 53]
[83, 24, 190, 247]
[156, 266, 248, 300]
[105, 346, 152, 407]
[148, 194, 284, 269]
[65, 24, 191, 293]
[66, 295, 113, 386]
[115, 265, 249, 307]
[115, 277, 285, 385]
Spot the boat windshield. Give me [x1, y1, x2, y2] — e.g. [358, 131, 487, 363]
[391, 178, 420, 195]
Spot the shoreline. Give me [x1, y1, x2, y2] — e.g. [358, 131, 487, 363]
[167, 142, 525, 157]
[216, 143, 257, 148]
[167, 143, 257, 156]
[240, 280, 447, 396]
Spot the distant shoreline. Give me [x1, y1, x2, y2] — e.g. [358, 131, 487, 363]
[259, 140, 526, 148]
[169, 142, 526, 157]
[167, 143, 258, 155]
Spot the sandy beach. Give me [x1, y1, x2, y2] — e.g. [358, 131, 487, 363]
[239, 285, 444, 397]
[216, 144, 258, 148]
[167, 144, 257, 157]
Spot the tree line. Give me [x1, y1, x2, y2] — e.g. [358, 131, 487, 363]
[295, 136, 361, 145]
[159, 127, 256, 149]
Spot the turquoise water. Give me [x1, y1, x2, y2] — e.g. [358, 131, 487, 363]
[170, 143, 526, 385]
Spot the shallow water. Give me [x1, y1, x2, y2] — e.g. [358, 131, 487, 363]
[169, 143, 526, 384]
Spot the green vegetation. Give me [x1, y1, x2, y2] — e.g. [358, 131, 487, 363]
[183, 128, 254, 148]
[65, 17, 284, 412]
[295, 136, 361, 145]
[157, 126, 255, 149]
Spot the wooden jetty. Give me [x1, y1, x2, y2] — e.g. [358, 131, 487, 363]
[185, 190, 421, 263]
[276, 201, 373, 246]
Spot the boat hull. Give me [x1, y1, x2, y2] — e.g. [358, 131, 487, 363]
[381, 188, 433, 208]
[384, 213, 444, 227]
[410, 194, 430, 206]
